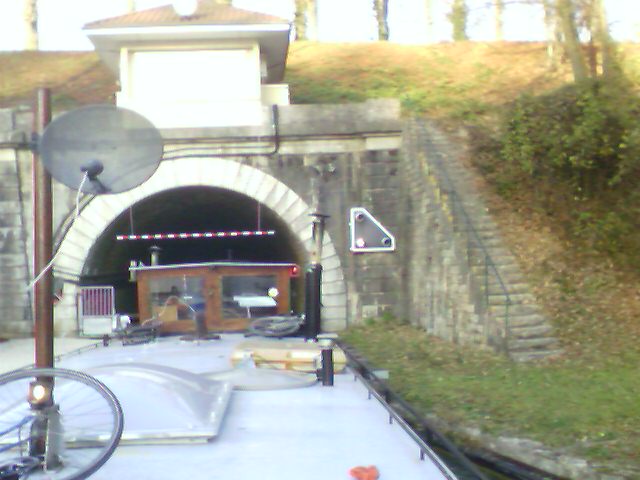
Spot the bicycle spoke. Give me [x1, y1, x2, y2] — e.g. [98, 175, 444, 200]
[0, 368, 123, 480]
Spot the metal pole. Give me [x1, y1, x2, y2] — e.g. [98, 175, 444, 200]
[311, 213, 328, 264]
[304, 264, 322, 339]
[304, 213, 329, 339]
[32, 88, 54, 369]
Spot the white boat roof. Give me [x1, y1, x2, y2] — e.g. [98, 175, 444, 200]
[10, 335, 458, 479]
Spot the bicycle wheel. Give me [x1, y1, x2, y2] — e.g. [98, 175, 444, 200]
[0, 368, 123, 480]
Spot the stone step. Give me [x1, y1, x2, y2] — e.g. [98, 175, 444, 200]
[503, 313, 549, 329]
[466, 245, 513, 257]
[489, 303, 541, 317]
[468, 236, 504, 248]
[487, 282, 531, 295]
[464, 246, 514, 260]
[507, 336, 559, 352]
[466, 253, 517, 268]
[485, 271, 526, 284]
[454, 219, 499, 232]
[509, 323, 554, 339]
[488, 292, 537, 306]
[509, 349, 564, 362]
[472, 263, 521, 276]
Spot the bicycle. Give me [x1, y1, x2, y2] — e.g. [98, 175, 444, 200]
[0, 368, 123, 480]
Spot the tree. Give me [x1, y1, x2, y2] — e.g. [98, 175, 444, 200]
[373, 0, 390, 41]
[424, 0, 434, 43]
[556, 0, 588, 81]
[494, 0, 504, 41]
[23, 0, 38, 50]
[293, 0, 318, 41]
[542, 0, 562, 67]
[546, 0, 618, 81]
[305, 0, 319, 41]
[449, 0, 468, 41]
[294, 0, 308, 40]
[584, 0, 617, 77]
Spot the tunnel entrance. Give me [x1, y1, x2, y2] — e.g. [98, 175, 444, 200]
[79, 186, 307, 318]
[54, 157, 347, 334]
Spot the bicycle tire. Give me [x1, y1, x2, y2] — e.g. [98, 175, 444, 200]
[0, 367, 123, 480]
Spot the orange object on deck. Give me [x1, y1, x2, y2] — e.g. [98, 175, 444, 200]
[349, 465, 380, 480]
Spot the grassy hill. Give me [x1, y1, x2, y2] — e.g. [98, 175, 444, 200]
[287, 41, 575, 121]
[0, 51, 115, 109]
[2, 42, 639, 476]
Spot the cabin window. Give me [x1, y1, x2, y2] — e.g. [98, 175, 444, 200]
[221, 275, 278, 319]
[148, 275, 205, 323]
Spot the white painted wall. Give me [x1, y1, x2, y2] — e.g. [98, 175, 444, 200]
[261, 84, 290, 105]
[117, 44, 266, 128]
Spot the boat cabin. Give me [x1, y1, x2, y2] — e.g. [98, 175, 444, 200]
[131, 261, 299, 333]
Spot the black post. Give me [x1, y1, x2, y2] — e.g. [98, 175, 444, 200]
[304, 264, 322, 339]
[33, 88, 54, 369]
[320, 347, 334, 386]
[303, 213, 328, 340]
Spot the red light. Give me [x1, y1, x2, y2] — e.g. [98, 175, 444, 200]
[290, 265, 300, 277]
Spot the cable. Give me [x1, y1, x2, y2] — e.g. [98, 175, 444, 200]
[26, 172, 89, 291]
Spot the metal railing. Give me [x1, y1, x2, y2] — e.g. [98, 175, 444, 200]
[337, 340, 491, 480]
[414, 120, 512, 353]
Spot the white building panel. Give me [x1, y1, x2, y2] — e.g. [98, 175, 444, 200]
[120, 47, 263, 128]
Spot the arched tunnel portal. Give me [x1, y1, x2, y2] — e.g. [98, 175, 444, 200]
[53, 158, 348, 333]
[81, 186, 308, 315]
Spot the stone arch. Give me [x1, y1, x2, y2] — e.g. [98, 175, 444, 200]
[53, 157, 347, 333]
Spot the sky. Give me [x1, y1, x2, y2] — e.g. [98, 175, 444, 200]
[0, 0, 636, 51]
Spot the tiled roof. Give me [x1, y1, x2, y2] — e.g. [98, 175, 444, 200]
[84, 1, 289, 30]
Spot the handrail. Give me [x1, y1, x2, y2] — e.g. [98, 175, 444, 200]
[336, 340, 491, 480]
[414, 119, 512, 353]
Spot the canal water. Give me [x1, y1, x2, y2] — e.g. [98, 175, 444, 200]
[436, 447, 512, 480]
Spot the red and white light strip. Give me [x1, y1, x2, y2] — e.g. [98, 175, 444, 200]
[116, 230, 276, 241]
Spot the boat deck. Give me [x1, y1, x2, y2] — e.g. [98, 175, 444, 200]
[11, 335, 456, 479]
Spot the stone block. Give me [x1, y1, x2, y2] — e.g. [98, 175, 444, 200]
[0, 291, 30, 308]
[321, 293, 347, 308]
[0, 186, 20, 202]
[0, 214, 22, 228]
[0, 201, 21, 214]
[0, 255, 27, 268]
[0, 230, 23, 254]
[0, 108, 15, 132]
[321, 317, 346, 332]
[0, 317, 33, 336]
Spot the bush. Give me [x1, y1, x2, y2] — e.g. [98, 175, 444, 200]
[501, 79, 640, 198]
[496, 79, 640, 266]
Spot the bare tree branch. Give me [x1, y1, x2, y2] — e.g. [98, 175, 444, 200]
[23, 0, 38, 51]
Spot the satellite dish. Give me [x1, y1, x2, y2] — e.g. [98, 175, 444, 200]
[39, 105, 163, 195]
